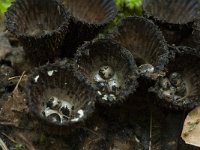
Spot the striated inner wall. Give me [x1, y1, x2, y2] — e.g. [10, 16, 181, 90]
[6, 0, 67, 36]
[111, 17, 168, 71]
[143, 0, 200, 24]
[62, 0, 116, 24]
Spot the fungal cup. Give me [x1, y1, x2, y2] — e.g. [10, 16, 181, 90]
[5, 0, 70, 66]
[142, 0, 200, 45]
[26, 62, 96, 128]
[109, 16, 169, 79]
[150, 47, 200, 110]
[75, 39, 138, 105]
[60, 0, 117, 57]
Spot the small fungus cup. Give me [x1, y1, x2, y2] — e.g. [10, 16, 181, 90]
[75, 39, 138, 105]
[150, 47, 200, 110]
[110, 16, 169, 79]
[26, 61, 96, 132]
[142, 0, 200, 45]
[5, 0, 70, 66]
[60, 0, 117, 57]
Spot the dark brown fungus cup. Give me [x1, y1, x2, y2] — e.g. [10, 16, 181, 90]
[110, 16, 169, 79]
[60, 0, 117, 57]
[149, 46, 200, 110]
[5, 0, 70, 66]
[142, 0, 200, 45]
[26, 61, 96, 134]
[75, 39, 138, 105]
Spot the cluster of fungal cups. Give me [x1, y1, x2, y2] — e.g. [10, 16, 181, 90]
[5, 0, 118, 128]
[141, 0, 200, 110]
[5, 0, 117, 65]
[4, 0, 200, 139]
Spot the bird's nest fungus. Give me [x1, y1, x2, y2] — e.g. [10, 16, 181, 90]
[1, 0, 200, 149]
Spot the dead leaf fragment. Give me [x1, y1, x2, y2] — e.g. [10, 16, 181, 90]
[0, 72, 28, 127]
[0, 89, 27, 126]
[181, 105, 200, 147]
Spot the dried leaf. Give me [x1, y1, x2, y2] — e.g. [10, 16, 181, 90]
[0, 89, 27, 126]
[181, 105, 200, 147]
[0, 71, 28, 126]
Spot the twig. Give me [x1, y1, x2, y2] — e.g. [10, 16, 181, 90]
[14, 71, 26, 91]
[8, 76, 21, 80]
[0, 138, 9, 150]
[149, 111, 152, 150]
[16, 133, 36, 150]
[77, 126, 104, 139]
[8, 75, 27, 81]
[1, 132, 18, 144]
[0, 122, 18, 127]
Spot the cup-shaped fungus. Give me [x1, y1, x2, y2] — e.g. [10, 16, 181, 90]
[5, 0, 70, 66]
[150, 47, 200, 110]
[110, 16, 169, 79]
[75, 39, 138, 105]
[142, 0, 200, 45]
[26, 61, 96, 129]
[60, 0, 117, 57]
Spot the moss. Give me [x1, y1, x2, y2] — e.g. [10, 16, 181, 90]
[14, 144, 25, 150]
[0, 0, 12, 13]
